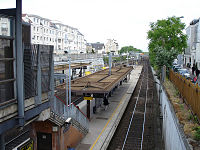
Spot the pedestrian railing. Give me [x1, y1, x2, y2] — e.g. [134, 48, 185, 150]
[54, 95, 89, 131]
[169, 70, 200, 120]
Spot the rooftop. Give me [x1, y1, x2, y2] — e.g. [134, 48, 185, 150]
[56, 66, 133, 95]
[54, 62, 91, 71]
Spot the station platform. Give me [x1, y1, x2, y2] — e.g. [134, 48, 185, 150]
[76, 65, 143, 150]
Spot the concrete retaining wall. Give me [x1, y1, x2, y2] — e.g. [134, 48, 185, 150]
[152, 68, 191, 150]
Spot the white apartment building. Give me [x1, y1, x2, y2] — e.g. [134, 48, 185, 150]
[105, 39, 119, 55]
[22, 14, 86, 54]
[184, 18, 200, 69]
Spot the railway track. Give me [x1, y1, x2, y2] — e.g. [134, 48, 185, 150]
[108, 59, 163, 150]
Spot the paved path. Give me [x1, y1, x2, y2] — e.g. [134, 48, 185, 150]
[76, 65, 143, 150]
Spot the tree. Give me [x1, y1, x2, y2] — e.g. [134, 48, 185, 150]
[147, 16, 187, 74]
[119, 46, 142, 54]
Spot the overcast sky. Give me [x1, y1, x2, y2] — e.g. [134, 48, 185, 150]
[1, 0, 200, 52]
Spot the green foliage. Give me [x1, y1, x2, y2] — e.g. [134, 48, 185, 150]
[147, 16, 187, 74]
[119, 46, 142, 54]
[188, 114, 193, 120]
[194, 115, 199, 123]
[103, 56, 127, 65]
[174, 88, 180, 97]
[187, 110, 193, 120]
[103, 57, 109, 65]
[194, 126, 200, 140]
[180, 104, 184, 110]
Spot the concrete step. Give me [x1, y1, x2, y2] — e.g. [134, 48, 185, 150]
[71, 118, 89, 135]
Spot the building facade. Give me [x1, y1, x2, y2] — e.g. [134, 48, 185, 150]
[0, 6, 88, 149]
[87, 42, 105, 54]
[22, 14, 87, 54]
[105, 39, 119, 55]
[184, 18, 200, 68]
[0, 12, 55, 149]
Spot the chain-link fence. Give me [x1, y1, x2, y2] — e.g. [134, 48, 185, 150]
[24, 44, 38, 99]
[24, 44, 53, 99]
[40, 45, 53, 93]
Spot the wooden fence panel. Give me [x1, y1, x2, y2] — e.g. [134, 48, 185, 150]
[169, 70, 200, 119]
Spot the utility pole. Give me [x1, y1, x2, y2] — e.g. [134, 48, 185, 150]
[69, 54, 71, 106]
[109, 52, 112, 75]
[127, 51, 129, 66]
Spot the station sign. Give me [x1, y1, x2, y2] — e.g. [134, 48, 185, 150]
[17, 139, 34, 150]
[84, 97, 93, 100]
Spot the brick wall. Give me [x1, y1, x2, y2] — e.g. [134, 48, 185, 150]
[31, 120, 84, 150]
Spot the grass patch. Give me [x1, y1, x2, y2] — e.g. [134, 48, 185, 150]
[174, 89, 180, 97]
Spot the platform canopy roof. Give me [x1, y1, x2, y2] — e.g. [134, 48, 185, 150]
[54, 62, 91, 71]
[56, 66, 133, 96]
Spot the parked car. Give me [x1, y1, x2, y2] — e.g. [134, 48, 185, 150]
[177, 68, 190, 79]
[173, 65, 182, 72]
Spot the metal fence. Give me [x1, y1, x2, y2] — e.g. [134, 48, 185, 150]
[40, 45, 53, 93]
[54, 53, 103, 62]
[24, 44, 53, 99]
[24, 44, 38, 99]
[54, 95, 89, 131]
[0, 38, 15, 104]
[169, 70, 200, 119]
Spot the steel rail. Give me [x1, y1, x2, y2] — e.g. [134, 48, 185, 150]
[121, 67, 146, 150]
[140, 64, 149, 150]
